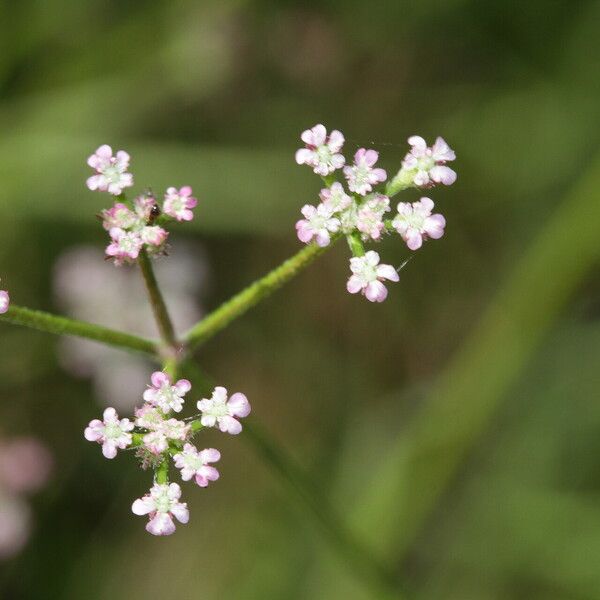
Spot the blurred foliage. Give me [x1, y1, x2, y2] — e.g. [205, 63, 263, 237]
[1, 0, 600, 599]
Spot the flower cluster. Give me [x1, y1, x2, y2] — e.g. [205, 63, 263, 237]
[86, 145, 198, 265]
[84, 372, 250, 535]
[295, 125, 456, 302]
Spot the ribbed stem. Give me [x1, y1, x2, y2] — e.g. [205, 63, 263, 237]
[184, 241, 335, 350]
[0, 304, 157, 356]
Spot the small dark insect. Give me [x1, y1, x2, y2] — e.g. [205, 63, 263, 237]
[149, 203, 161, 223]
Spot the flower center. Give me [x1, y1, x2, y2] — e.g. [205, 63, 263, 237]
[417, 156, 435, 171]
[104, 423, 123, 439]
[316, 145, 333, 164]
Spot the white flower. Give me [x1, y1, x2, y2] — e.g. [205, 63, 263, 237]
[197, 386, 251, 435]
[173, 443, 220, 487]
[295, 124, 345, 176]
[319, 182, 352, 213]
[401, 136, 456, 187]
[131, 483, 189, 536]
[295, 204, 340, 247]
[86, 145, 134, 195]
[143, 371, 191, 413]
[84, 407, 134, 459]
[343, 148, 387, 196]
[356, 194, 390, 241]
[392, 197, 446, 250]
[346, 251, 399, 303]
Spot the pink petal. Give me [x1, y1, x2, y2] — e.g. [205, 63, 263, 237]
[132, 497, 154, 516]
[146, 513, 176, 536]
[150, 371, 170, 388]
[295, 148, 314, 165]
[365, 281, 388, 303]
[170, 503, 189, 524]
[430, 166, 456, 185]
[376, 264, 400, 282]
[219, 416, 242, 435]
[228, 393, 251, 418]
[174, 379, 191, 394]
[346, 275, 363, 294]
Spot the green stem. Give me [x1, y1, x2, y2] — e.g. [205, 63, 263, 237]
[184, 241, 335, 350]
[155, 458, 169, 484]
[0, 304, 157, 356]
[137, 248, 180, 354]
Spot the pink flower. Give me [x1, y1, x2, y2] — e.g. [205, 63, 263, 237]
[392, 197, 446, 250]
[295, 124, 345, 176]
[143, 371, 191, 414]
[105, 228, 143, 265]
[346, 251, 399, 303]
[173, 443, 220, 487]
[343, 148, 387, 196]
[140, 226, 168, 247]
[131, 482, 189, 536]
[296, 204, 340, 247]
[134, 404, 165, 429]
[100, 203, 138, 230]
[0, 290, 8, 314]
[86, 145, 134, 195]
[84, 407, 134, 459]
[197, 387, 251, 435]
[319, 182, 352, 213]
[163, 186, 197, 222]
[140, 414, 190, 455]
[401, 136, 456, 187]
[134, 194, 158, 221]
[356, 194, 390, 241]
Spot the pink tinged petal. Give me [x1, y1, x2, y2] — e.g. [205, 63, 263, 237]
[311, 124, 327, 146]
[132, 496, 155, 515]
[228, 393, 251, 418]
[417, 197, 435, 213]
[408, 136, 427, 151]
[424, 214, 446, 239]
[376, 264, 400, 282]
[151, 371, 170, 388]
[86, 174, 104, 190]
[327, 129, 345, 151]
[96, 144, 113, 158]
[146, 513, 176, 536]
[296, 221, 313, 244]
[102, 407, 118, 423]
[432, 137, 456, 161]
[365, 280, 388, 303]
[295, 149, 314, 166]
[364, 251, 380, 267]
[314, 231, 331, 247]
[200, 415, 217, 428]
[0, 291, 9, 314]
[371, 168, 387, 183]
[347, 275, 363, 294]
[84, 423, 103, 442]
[200, 448, 221, 463]
[174, 379, 191, 394]
[195, 466, 220, 487]
[102, 441, 118, 459]
[353, 148, 367, 164]
[406, 232, 423, 250]
[219, 416, 242, 435]
[413, 170, 430, 187]
[170, 503, 189, 524]
[430, 165, 457, 185]
[362, 149, 379, 167]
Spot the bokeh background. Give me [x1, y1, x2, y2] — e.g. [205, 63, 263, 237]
[1, 0, 600, 598]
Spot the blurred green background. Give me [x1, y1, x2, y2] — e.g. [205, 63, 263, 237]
[1, 0, 600, 598]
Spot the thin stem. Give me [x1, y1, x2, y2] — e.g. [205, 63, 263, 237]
[0, 304, 158, 356]
[184, 241, 335, 351]
[137, 248, 179, 353]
